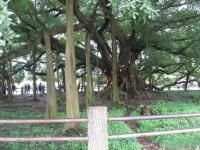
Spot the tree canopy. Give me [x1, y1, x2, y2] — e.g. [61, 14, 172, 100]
[1, 0, 200, 97]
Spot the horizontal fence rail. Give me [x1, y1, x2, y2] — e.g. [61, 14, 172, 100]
[0, 137, 88, 142]
[0, 106, 200, 150]
[109, 113, 200, 121]
[109, 128, 200, 139]
[0, 118, 88, 124]
[1, 113, 200, 124]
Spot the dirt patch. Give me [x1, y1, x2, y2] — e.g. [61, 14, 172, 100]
[0, 93, 87, 112]
[137, 137, 167, 150]
[126, 119, 166, 150]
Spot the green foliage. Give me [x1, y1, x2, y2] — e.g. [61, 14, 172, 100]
[79, 0, 97, 17]
[0, 0, 16, 47]
[94, 74, 107, 86]
[12, 70, 25, 83]
[130, 100, 200, 148]
[110, 0, 158, 21]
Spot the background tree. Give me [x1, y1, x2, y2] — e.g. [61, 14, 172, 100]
[43, 30, 57, 118]
[111, 18, 119, 103]
[64, 0, 80, 130]
[1, 0, 200, 104]
[85, 32, 94, 106]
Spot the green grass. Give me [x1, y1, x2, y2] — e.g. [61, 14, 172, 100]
[108, 106, 141, 150]
[3, 92, 200, 149]
[164, 90, 200, 98]
[131, 100, 200, 149]
[0, 106, 141, 150]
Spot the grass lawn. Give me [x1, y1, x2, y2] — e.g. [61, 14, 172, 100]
[1, 91, 200, 149]
[131, 99, 200, 149]
[164, 90, 200, 98]
[0, 106, 141, 150]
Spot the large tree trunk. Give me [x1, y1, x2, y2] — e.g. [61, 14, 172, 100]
[111, 19, 119, 103]
[126, 55, 146, 98]
[63, 0, 80, 130]
[71, 0, 146, 99]
[85, 32, 94, 107]
[43, 30, 57, 118]
[117, 52, 146, 98]
[32, 48, 37, 101]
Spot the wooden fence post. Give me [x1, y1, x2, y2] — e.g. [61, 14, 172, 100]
[88, 106, 108, 150]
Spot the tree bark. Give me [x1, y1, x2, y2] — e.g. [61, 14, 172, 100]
[56, 53, 60, 88]
[8, 60, 12, 101]
[81, 73, 86, 92]
[126, 55, 146, 98]
[0, 63, 6, 96]
[61, 66, 66, 92]
[148, 76, 153, 91]
[185, 73, 190, 91]
[32, 48, 37, 101]
[111, 19, 119, 103]
[85, 32, 94, 107]
[63, 0, 80, 130]
[43, 30, 57, 118]
[101, 52, 146, 99]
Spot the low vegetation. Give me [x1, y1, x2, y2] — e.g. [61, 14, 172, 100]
[0, 106, 141, 150]
[1, 92, 200, 149]
[131, 99, 200, 149]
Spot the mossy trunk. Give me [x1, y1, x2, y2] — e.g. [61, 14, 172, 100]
[85, 32, 94, 107]
[7, 79, 12, 101]
[43, 30, 57, 118]
[148, 76, 153, 91]
[63, 0, 80, 130]
[0, 63, 5, 96]
[111, 19, 119, 103]
[56, 53, 60, 88]
[8, 60, 12, 101]
[61, 66, 66, 92]
[114, 54, 144, 98]
[32, 48, 37, 101]
[184, 74, 190, 91]
[126, 55, 146, 98]
[81, 74, 85, 92]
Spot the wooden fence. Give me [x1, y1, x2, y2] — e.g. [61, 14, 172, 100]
[1, 106, 200, 150]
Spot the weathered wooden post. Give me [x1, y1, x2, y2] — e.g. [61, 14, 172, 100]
[88, 107, 108, 150]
